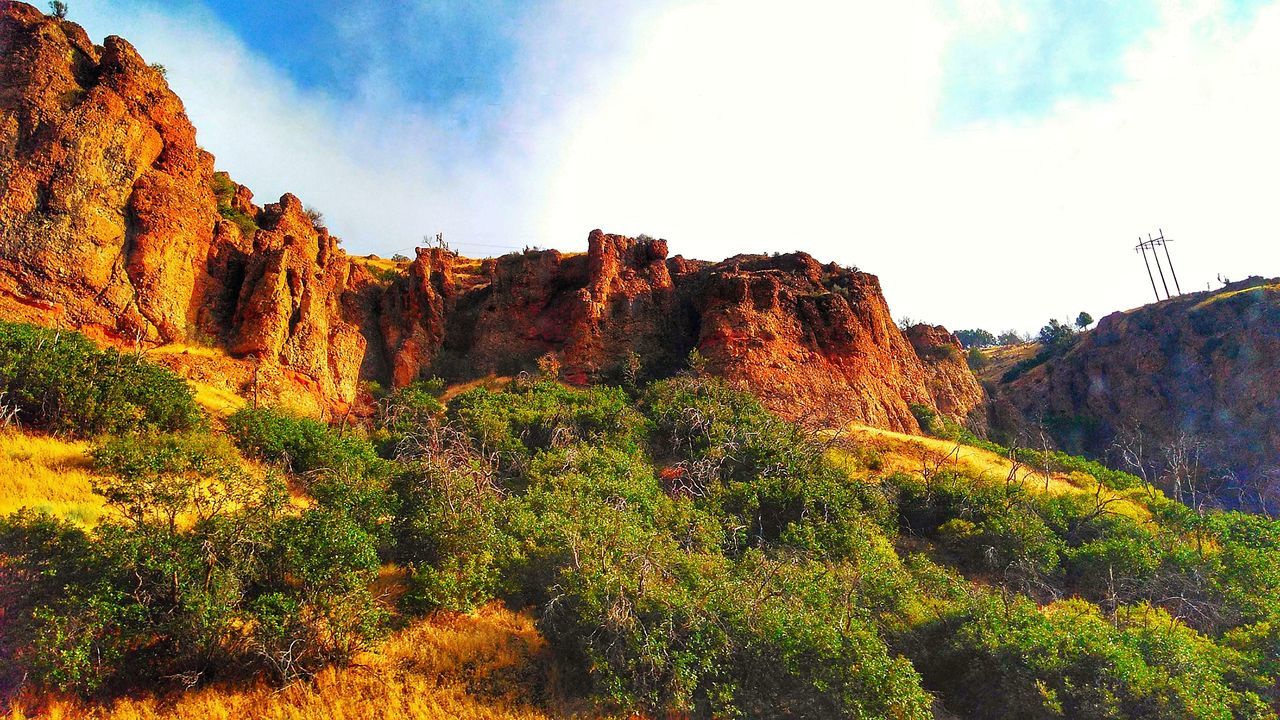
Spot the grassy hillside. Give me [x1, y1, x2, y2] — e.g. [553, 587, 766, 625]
[2, 321, 1279, 719]
[0, 433, 105, 526]
[6, 604, 603, 720]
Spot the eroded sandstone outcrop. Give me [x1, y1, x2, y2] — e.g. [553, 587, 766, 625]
[0, 1, 984, 431]
[0, 2, 374, 415]
[226, 194, 369, 406]
[376, 232, 983, 433]
[0, 3, 215, 341]
[906, 323, 986, 429]
[990, 277, 1280, 503]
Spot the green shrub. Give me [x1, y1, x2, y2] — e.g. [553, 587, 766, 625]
[911, 594, 1270, 719]
[1, 427, 390, 693]
[544, 547, 933, 719]
[226, 406, 380, 476]
[212, 171, 258, 238]
[261, 509, 386, 668]
[450, 379, 648, 479]
[393, 461, 510, 613]
[91, 432, 258, 528]
[0, 321, 200, 435]
[0, 511, 135, 693]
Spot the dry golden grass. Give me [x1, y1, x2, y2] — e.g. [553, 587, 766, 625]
[0, 431, 107, 526]
[975, 342, 1039, 383]
[7, 604, 613, 720]
[144, 344, 248, 417]
[837, 425, 1149, 520]
[187, 379, 248, 417]
[146, 343, 231, 360]
[440, 375, 516, 402]
[1191, 281, 1280, 310]
[352, 254, 409, 274]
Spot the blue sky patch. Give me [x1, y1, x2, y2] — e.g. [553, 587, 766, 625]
[939, 0, 1159, 125]
[203, 0, 534, 123]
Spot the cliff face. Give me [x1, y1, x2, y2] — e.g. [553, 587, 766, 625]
[378, 233, 985, 432]
[0, 2, 373, 414]
[0, 3, 215, 342]
[992, 278, 1280, 502]
[905, 324, 986, 429]
[0, 1, 983, 431]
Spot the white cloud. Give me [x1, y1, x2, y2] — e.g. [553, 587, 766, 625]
[71, 0, 637, 257]
[70, 0, 1280, 332]
[541, 0, 1280, 331]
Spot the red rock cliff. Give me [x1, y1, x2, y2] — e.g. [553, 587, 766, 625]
[0, 2, 375, 415]
[991, 277, 1280, 505]
[0, 1, 983, 431]
[905, 323, 986, 429]
[377, 232, 984, 433]
[0, 2, 215, 341]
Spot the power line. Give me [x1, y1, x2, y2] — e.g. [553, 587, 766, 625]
[1133, 229, 1183, 302]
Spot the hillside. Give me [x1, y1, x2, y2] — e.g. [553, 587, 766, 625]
[0, 1, 980, 433]
[5, 1, 1280, 719]
[2, 333, 1278, 718]
[988, 277, 1280, 510]
[2, 416, 1159, 720]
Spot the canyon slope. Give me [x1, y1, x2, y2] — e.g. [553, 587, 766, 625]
[988, 277, 1280, 505]
[0, 2, 981, 432]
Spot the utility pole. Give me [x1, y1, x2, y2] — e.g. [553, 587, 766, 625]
[1136, 237, 1160, 302]
[1148, 233, 1171, 299]
[1155, 228, 1182, 295]
[1133, 230, 1185, 302]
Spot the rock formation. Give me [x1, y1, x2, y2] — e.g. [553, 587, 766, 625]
[377, 233, 984, 432]
[0, 2, 215, 342]
[0, 1, 984, 431]
[990, 277, 1280, 505]
[906, 323, 986, 429]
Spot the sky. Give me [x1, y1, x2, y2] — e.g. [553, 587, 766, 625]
[69, 0, 1280, 334]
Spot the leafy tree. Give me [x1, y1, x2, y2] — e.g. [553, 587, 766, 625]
[1038, 318, 1078, 351]
[998, 329, 1027, 346]
[967, 345, 989, 371]
[304, 206, 325, 228]
[955, 328, 998, 348]
[48, 1, 68, 19]
[1076, 311, 1094, 329]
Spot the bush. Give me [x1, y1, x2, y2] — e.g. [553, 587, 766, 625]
[911, 594, 1271, 719]
[226, 407, 395, 544]
[393, 460, 510, 613]
[0, 427, 393, 694]
[1, 432, 282, 692]
[256, 508, 386, 679]
[544, 547, 933, 719]
[0, 321, 201, 435]
[450, 379, 649, 479]
[966, 345, 989, 370]
[226, 407, 380, 476]
[0, 511, 132, 693]
[91, 432, 260, 528]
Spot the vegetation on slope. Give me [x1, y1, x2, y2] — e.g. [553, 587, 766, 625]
[0, 321, 201, 435]
[1, 323, 1279, 719]
[0, 433, 105, 526]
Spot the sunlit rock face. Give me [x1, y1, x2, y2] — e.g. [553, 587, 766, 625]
[993, 277, 1280, 508]
[0, 1, 984, 431]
